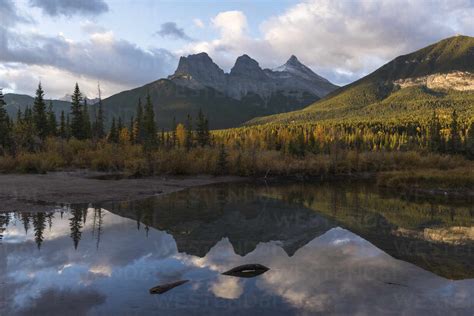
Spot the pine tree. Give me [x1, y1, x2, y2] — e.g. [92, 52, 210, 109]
[95, 99, 105, 139]
[0, 89, 12, 154]
[108, 117, 118, 143]
[47, 101, 57, 136]
[466, 121, 474, 159]
[185, 114, 193, 151]
[448, 109, 461, 154]
[59, 111, 66, 139]
[33, 83, 48, 139]
[69, 208, 83, 250]
[429, 110, 442, 152]
[70, 83, 84, 139]
[196, 109, 210, 147]
[82, 99, 92, 139]
[133, 98, 144, 144]
[33, 213, 46, 249]
[66, 114, 71, 140]
[216, 144, 228, 175]
[117, 116, 123, 133]
[129, 116, 134, 143]
[143, 93, 157, 150]
[171, 116, 177, 148]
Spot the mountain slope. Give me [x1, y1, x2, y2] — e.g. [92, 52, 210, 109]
[100, 53, 338, 129]
[4, 93, 71, 118]
[99, 79, 280, 130]
[247, 35, 474, 125]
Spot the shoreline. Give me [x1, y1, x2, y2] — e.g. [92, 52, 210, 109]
[0, 171, 244, 212]
[1, 170, 472, 212]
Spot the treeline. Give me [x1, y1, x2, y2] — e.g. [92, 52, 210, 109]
[0, 83, 211, 155]
[0, 208, 106, 250]
[214, 111, 474, 159]
[0, 83, 473, 179]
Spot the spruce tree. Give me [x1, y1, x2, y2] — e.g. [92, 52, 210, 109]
[129, 116, 134, 143]
[47, 101, 57, 136]
[95, 98, 105, 139]
[59, 111, 66, 139]
[33, 83, 48, 139]
[66, 114, 71, 140]
[171, 116, 177, 148]
[117, 116, 123, 133]
[82, 99, 92, 139]
[108, 117, 118, 143]
[466, 121, 474, 159]
[133, 98, 144, 144]
[429, 110, 442, 152]
[143, 93, 157, 150]
[185, 114, 193, 151]
[0, 89, 12, 154]
[216, 144, 228, 175]
[448, 109, 461, 154]
[70, 83, 84, 139]
[196, 109, 210, 147]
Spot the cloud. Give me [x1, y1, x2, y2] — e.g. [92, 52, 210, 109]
[0, 0, 33, 26]
[29, 0, 109, 17]
[212, 11, 247, 39]
[193, 18, 205, 28]
[80, 20, 107, 34]
[156, 22, 193, 41]
[0, 27, 176, 97]
[182, 1, 474, 85]
[17, 287, 106, 316]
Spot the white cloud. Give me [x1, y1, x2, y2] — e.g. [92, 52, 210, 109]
[80, 20, 107, 35]
[181, 0, 474, 85]
[211, 276, 243, 299]
[0, 63, 132, 98]
[0, 26, 176, 97]
[212, 11, 247, 39]
[193, 18, 205, 29]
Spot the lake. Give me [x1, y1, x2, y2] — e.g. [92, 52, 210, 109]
[1, 182, 473, 315]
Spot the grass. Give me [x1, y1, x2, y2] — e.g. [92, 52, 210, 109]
[0, 137, 472, 196]
[377, 168, 474, 191]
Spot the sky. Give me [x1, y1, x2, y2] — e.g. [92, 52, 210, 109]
[1, 0, 473, 99]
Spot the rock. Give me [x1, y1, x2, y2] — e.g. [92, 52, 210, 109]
[149, 280, 189, 294]
[222, 264, 270, 278]
[394, 71, 474, 91]
[168, 52, 338, 102]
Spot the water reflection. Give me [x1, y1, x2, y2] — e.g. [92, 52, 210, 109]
[0, 182, 473, 315]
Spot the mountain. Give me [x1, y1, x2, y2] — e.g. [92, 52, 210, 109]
[247, 35, 474, 126]
[99, 53, 338, 129]
[169, 53, 338, 101]
[3, 93, 71, 118]
[59, 94, 99, 104]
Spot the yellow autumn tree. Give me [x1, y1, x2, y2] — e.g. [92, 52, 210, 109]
[176, 123, 186, 148]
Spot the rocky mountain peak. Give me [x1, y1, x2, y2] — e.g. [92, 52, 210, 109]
[230, 54, 267, 79]
[286, 55, 301, 66]
[169, 51, 338, 100]
[169, 52, 226, 90]
[174, 52, 224, 77]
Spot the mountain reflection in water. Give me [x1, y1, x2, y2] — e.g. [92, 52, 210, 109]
[0, 182, 473, 315]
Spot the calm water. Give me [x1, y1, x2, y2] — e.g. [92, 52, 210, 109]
[1, 182, 473, 315]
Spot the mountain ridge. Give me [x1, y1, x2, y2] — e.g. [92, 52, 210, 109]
[169, 52, 339, 101]
[246, 35, 474, 126]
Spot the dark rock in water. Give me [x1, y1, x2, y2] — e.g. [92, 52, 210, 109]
[222, 264, 270, 278]
[149, 280, 189, 294]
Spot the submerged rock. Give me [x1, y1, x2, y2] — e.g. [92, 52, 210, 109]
[222, 264, 270, 278]
[149, 280, 189, 294]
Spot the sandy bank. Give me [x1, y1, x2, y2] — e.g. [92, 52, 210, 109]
[0, 171, 243, 212]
